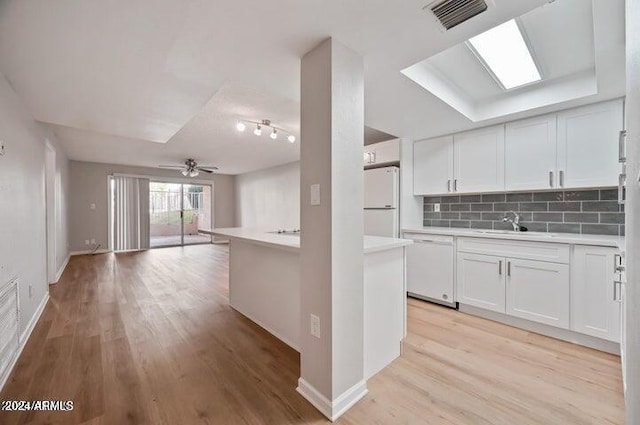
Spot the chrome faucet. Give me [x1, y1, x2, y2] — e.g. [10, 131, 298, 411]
[502, 211, 522, 232]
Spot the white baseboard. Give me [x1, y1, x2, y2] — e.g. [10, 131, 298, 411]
[297, 378, 368, 422]
[0, 292, 50, 392]
[70, 248, 110, 256]
[459, 304, 620, 355]
[50, 254, 70, 284]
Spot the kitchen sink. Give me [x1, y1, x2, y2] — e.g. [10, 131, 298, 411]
[471, 229, 558, 238]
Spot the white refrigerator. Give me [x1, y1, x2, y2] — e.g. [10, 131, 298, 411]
[364, 166, 399, 237]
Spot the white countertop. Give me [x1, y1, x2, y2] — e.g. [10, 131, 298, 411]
[209, 228, 413, 254]
[402, 226, 625, 249]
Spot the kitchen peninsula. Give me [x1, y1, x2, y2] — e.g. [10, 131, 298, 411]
[209, 228, 413, 379]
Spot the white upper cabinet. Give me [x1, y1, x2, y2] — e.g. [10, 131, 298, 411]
[413, 135, 454, 195]
[571, 245, 621, 342]
[454, 125, 505, 193]
[364, 139, 400, 167]
[505, 114, 558, 191]
[557, 99, 623, 188]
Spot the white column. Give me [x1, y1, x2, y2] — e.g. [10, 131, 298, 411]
[625, 0, 640, 421]
[297, 38, 366, 421]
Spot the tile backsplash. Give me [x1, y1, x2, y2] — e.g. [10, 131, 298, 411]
[423, 189, 625, 236]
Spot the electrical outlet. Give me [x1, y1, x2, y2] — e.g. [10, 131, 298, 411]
[310, 314, 321, 338]
[434, 203, 441, 212]
[85, 240, 90, 245]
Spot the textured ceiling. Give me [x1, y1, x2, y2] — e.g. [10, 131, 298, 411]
[0, 0, 623, 174]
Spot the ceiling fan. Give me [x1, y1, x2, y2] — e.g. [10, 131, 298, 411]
[158, 159, 218, 177]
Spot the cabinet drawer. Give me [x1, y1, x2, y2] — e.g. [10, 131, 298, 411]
[457, 237, 569, 264]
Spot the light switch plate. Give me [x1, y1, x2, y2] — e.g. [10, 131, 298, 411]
[310, 184, 320, 206]
[310, 314, 321, 338]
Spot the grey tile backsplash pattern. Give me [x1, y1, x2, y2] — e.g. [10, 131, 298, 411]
[423, 189, 625, 236]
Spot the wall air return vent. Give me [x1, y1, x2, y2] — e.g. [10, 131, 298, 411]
[427, 0, 489, 30]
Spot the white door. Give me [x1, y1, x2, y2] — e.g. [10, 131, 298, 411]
[406, 237, 455, 304]
[571, 246, 621, 342]
[505, 114, 558, 191]
[454, 125, 505, 193]
[364, 209, 398, 237]
[557, 99, 623, 188]
[506, 258, 570, 329]
[364, 167, 398, 208]
[413, 136, 454, 195]
[457, 253, 505, 313]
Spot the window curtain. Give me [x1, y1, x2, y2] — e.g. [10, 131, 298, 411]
[113, 176, 150, 251]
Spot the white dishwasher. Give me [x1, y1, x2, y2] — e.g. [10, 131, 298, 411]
[405, 233, 456, 308]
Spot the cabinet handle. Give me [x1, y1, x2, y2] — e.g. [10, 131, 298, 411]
[498, 260, 502, 275]
[614, 280, 623, 303]
[549, 171, 554, 188]
[619, 173, 626, 205]
[559, 170, 564, 187]
[371, 152, 377, 163]
[614, 253, 625, 273]
[507, 261, 511, 277]
[619, 130, 627, 163]
[454, 179, 458, 192]
[447, 179, 451, 192]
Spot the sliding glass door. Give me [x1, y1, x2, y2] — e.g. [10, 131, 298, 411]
[149, 182, 212, 248]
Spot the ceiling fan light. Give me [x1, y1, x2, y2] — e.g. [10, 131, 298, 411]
[254, 124, 262, 136]
[181, 169, 189, 176]
[270, 129, 278, 140]
[189, 169, 199, 177]
[236, 121, 246, 132]
[287, 135, 296, 143]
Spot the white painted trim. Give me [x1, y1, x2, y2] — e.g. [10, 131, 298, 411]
[50, 254, 70, 284]
[459, 303, 621, 355]
[70, 249, 110, 256]
[297, 378, 368, 422]
[112, 172, 215, 186]
[0, 292, 49, 392]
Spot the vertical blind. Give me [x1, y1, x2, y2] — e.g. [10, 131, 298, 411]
[112, 176, 150, 251]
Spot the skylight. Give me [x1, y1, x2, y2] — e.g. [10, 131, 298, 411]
[468, 19, 541, 90]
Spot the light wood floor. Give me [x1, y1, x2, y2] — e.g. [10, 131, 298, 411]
[0, 245, 624, 424]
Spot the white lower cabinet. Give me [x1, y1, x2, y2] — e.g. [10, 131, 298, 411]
[571, 246, 621, 342]
[457, 252, 569, 329]
[457, 253, 505, 313]
[506, 258, 570, 329]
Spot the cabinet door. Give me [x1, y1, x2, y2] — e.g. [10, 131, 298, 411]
[506, 259, 569, 329]
[505, 114, 557, 191]
[454, 125, 505, 193]
[557, 99, 623, 188]
[457, 253, 505, 313]
[406, 238, 455, 304]
[413, 136, 454, 195]
[371, 139, 400, 164]
[571, 246, 621, 342]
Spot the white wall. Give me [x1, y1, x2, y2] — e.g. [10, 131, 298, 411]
[0, 72, 69, 337]
[68, 161, 236, 252]
[625, 0, 640, 420]
[235, 161, 300, 229]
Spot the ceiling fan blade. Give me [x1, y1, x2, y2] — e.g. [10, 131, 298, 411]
[196, 168, 214, 174]
[197, 166, 219, 170]
[158, 165, 186, 169]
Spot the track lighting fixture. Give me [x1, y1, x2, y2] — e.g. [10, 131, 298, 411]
[235, 119, 297, 143]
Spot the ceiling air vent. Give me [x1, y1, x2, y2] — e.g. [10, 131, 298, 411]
[427, 0, 488, 31]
